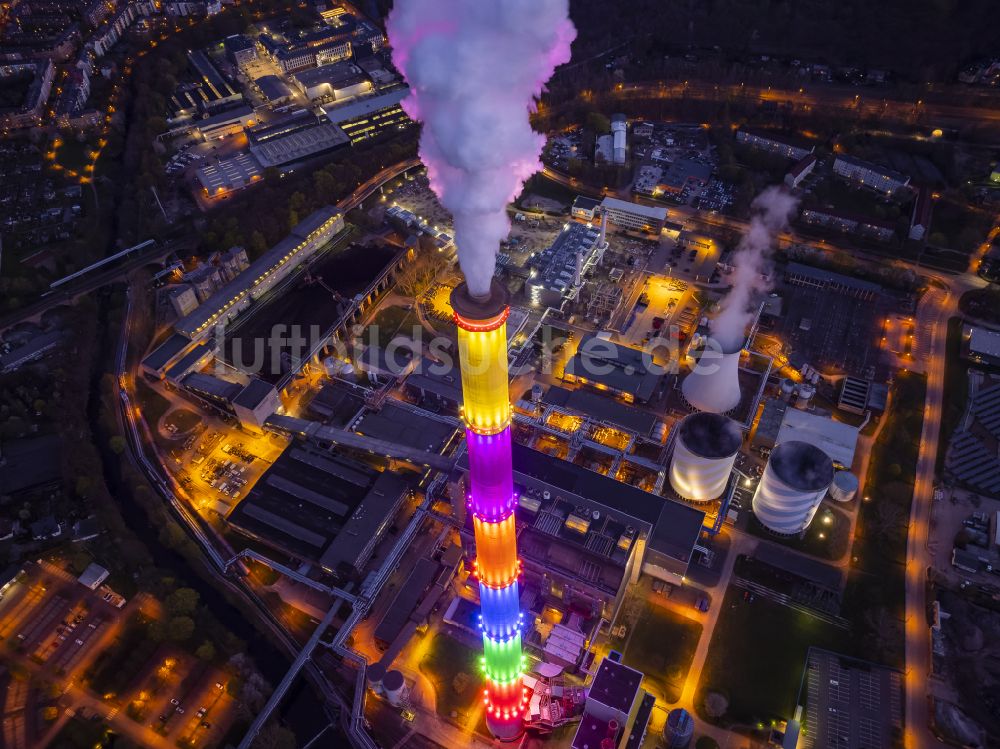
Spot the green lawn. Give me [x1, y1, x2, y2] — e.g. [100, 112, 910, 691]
[418, 633, 482, 722]
[623, 604, 702, 703]
[135, 380, 172, 427]
[364, 305, 421, 349]
[696, 585, 852, 728]
[745, 503, 851, 561]
[842, 371, 926, 668]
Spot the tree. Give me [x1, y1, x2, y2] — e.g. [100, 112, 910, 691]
[109, 435, 126, 455]
[166, 616, 195, 642]
[249, 230, 268, 256]
[251, 723, 297, 749]
[696, 738, 720, 749]
[165, 588, 199, 616]
[586, 111, 611, 134]
[195, 641, 216, 661]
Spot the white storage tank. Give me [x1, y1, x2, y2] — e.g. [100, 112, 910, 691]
[383, 669, 406, 706]
[828, 470, 859, 502]
[669, 412, 742, 502]
[681, 343, 742, 414]
[752, 440, 834, 535]
[794, 382, 815, 410]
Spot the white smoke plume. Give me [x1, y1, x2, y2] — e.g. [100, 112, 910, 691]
[710, 186, 798, 351]
[387, 0, 575, 298]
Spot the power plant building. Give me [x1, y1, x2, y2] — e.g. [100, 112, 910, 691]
[564, 333, 664, 404]
[752, 440, 835, 534]
[174, 206, 344, 340]
[670, 412, 742, 502]
[525, 221, 607, 307]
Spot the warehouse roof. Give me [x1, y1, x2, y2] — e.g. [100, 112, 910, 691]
[776, 408, 859, 467]
[322, 87, 407, 124]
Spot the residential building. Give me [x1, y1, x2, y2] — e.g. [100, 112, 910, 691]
[785, 153, 817, 188]
[833, 154, 910, 194]
[0, 61, 54, 129]
[799, 207, 895, 242]
[736, 128, 814, 160]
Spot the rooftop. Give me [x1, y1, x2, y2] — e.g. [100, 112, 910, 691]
[565, 333, 663, 402]
[351, 403, 457, 453]
[510, 443, 704, 567]
[600, 196, 667, 222]
[141, 333, 193, 373]
[542, 385, 659, 436]
[588, 656, 643, 714]
[322, 87, 407, 124]
[232, 377, 276, 410]
[969, 326, 1000, 360]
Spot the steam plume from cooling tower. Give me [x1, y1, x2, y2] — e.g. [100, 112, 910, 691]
[710, 186, 798, 351]
[387, 0, 575, 298]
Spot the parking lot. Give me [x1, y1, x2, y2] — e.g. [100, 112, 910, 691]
[0, 561, 127, 685]
[124, 650, 236, 747]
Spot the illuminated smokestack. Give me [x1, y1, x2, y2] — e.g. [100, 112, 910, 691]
[452, 281, 526, 742]
[670, 412, 742, 501]
[681, 343, 742, 414]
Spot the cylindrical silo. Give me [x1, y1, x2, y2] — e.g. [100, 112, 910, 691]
[828, 471, 859, 502]
[779, 378, 796, 402]
[664, 708, 694, 748]
[794, 383, 815, 410]
[670, 412, 742, 501]
[752, 441, 834, 535]
[681, 344, 742, 414]
[383, 670, 406, 706]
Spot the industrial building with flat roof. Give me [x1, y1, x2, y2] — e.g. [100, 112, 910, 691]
[563, 333, 664, 404]
[322, 88, 411, 143]
[964, 325, 1000, 367]
[196, 151, 264, 197]
[249, 119, 350, 168]
[227, 444, 409, 574]
[754, 402, 860, 467]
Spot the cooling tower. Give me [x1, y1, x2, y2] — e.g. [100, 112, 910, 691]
[669, 412, 742, 501]
[383, 670, 406, 706]
[752, 440, 834, 535]
[681, 344, 742, 414]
